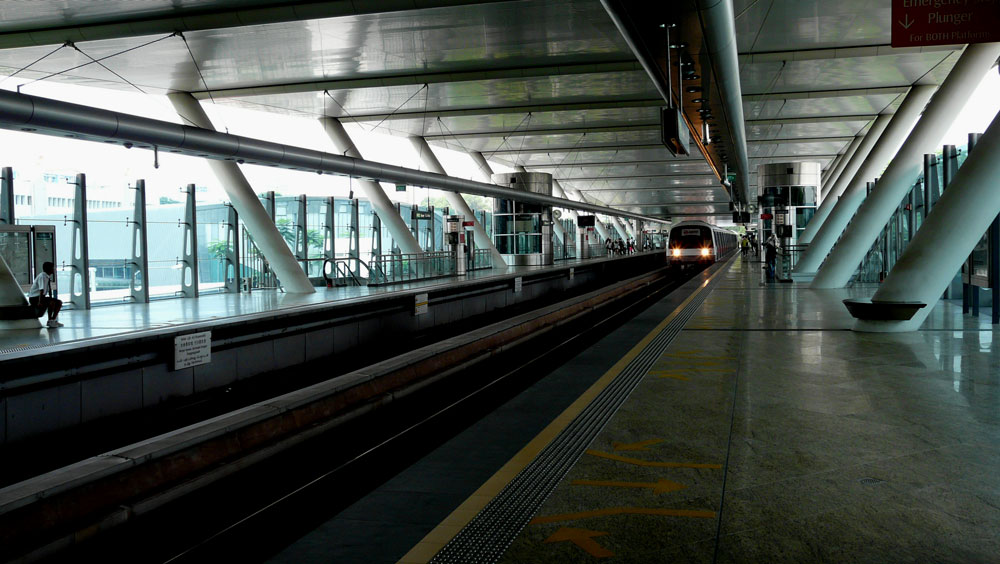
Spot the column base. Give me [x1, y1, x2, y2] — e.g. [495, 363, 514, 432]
[789, 270, 816, 282]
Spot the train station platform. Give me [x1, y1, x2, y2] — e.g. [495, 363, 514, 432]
[0, 255, 624, 353]
[389, 256, 1000, 563]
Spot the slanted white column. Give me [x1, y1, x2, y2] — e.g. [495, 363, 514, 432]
[820, 136, 860, 202]
[410, 136, 506, 267]
[611, 216, 630, 241]
[167, 93, 314, 293]
[794, 86, 934, 266]
[798, 109, 905, 246]
[856, 110, 1000, 332]
[469, 151, 495, 184]
[320, 118, 423, 255]
[821, 152, 844, 187]
[812, 44, 1000, 288]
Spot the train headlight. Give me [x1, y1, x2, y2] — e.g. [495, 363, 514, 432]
[701, 248, 710, 257]
[672, 248, 681, 257]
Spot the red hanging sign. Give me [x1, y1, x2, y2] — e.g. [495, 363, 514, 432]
[891, 0, 1000, 47]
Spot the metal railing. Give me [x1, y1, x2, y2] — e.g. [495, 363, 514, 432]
[776, 244, 807, 281]
[319, 257, 368, 287]
[368, 251, 454, 285]
[470, 248, 492, 271]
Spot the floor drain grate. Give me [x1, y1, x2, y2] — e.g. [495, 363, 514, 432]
[858, 477, 885, 485]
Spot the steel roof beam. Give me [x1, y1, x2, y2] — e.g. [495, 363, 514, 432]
[422, 123, 657, 140]
[342, 99, 663, 122]
[746, 115, 875, 125]
[0, 0, 516, 49]
[742, 86, 909, 101]
[749, 136, 855, 144]
[192, 61, 644, 100]
[737, 44, 960, 64]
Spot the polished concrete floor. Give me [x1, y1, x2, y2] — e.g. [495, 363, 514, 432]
[489, 257, 1000, 563]
[0, 255, 625, 352]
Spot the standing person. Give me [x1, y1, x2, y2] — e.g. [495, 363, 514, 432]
[28, 261, 63, 328]
[740, 235, 749, 257]
[605, 237, 612, 256]
[764, 233, 779, 281]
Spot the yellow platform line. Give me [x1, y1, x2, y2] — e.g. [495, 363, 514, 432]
[396, 265, 730, 564]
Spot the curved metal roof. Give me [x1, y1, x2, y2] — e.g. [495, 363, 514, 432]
[0, 0, 962, 223]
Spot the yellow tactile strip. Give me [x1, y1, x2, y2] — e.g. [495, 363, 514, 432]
[397, 262, 733, 564]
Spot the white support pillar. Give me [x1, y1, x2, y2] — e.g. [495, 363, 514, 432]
[812, 44, 1000, 288]
[469, 151, 495, 184]
[821, 152, 843, 187]
[551, 177, 611, 242]
[820, 136, 859, 202]
[793, 86, 935, 266]
[320, 118, 423, 255]
[856, 111, 1000, 332]
[167, 93, 314, 293]
[410, 136, 507, 267]
[611, 216, 630, 241]
[798, 108, 905, 246]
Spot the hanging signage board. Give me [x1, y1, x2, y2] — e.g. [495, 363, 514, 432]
[760, 213, 773, 220]
[891, 0, 1000, 47]
[413, 210, 433, 220]
[396, 184, 406, 192]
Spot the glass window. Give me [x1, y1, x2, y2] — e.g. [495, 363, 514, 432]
[514, 214, 540, 235]
[494, 215, 513, 235]
[795, 207, 815, 229]
[495, 235, 514, 254]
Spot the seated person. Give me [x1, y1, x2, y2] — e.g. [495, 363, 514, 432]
[27, 261, 63, 328]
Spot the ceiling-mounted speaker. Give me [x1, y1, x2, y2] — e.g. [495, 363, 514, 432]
[660, 107, 690, 157]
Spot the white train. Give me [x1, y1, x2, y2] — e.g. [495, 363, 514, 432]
[666, 220, 738, 266]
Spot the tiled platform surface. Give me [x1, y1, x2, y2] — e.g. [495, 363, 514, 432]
[495, 257, 1000, 563]
[0, 255, 620, 353]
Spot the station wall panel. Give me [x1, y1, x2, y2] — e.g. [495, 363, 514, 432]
[236, 341, 275, 380]
[304, 328, 335, 362]
[142, 364, 194, 407]
[6, 382, 81, 441]
[193, 348, 238, 392]
[82, 369, 142, 423]
[273, 334, 306, 371]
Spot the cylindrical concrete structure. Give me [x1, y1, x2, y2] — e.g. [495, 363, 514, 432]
[812, 44, 1000, 288]
[410, 136, 506, 267]
[757, 162, 820, 247]
[167, 93, 314, 293]
[794, 86, 935, 268]
[856, 111, 1000, 332]
[798, 108, 907, 246]
[320, 118, 423, 255]
[491, 172, 554, 266]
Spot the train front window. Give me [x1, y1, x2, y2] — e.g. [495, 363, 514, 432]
[670, 227, 712, 248]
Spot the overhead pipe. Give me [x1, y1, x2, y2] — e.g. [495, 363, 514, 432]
[695, 0, 750, 203]
[0, 90, 667, 225]
[601, 0, 750, 200]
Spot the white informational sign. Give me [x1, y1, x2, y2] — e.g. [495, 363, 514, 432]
[414, 293, 429, 316]
[569, 268, 575, 280]
[514, 277, 523, 293]
[174, 331, 212, 370]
